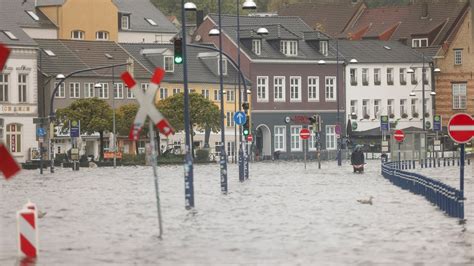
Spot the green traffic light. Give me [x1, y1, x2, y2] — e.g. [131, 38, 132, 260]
[174, 56, 183, 64]
[243, 129, 249, 136]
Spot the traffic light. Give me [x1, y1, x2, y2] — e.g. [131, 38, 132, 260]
[242, 102, 249, 111]
[242, 117, 250, 137]
[173, 38, 183, 64]
[309, 114, 321, 132]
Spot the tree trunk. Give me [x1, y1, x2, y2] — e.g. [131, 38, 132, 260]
[99, 131, 104, 161]
[135, 140, 139, 155]
[204, 125, 211, 148]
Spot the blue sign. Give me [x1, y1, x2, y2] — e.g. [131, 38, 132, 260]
[233, 111, 247, 125]
[36, 127, 46, 137]
[70, 120, 80, 137]
[433, 115, 442, 132]
[380, 115, 390, 132]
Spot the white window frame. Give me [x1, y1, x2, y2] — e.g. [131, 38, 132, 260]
[412, 38, 428, 48]
[290, 125, 302, 152]
[319, 41, 328, 56]
[256, 76, 268, 102]
[84, 83, 94, 98]
[273, 76, 285, 102]
[71, 30, 84, 40]
[69, 82, 80, 98]
[217, 58, 227, 75]
[201, 89, 210, 99]
[411, 98, 418, 116]
[374, 68, 381, 85]
[96, 31, 109, 40]
[308, 76, 319, 102]
[54, 82, 65, 98]
[350, 68, 357, 85]
[213, 89, 220, 101]
[387, 99, 394, 116]
[114, 83, 124, 99]
[289, 76, 301, 102]
[0, 73, 8, 102]
[400, 99, 407, 116]
[226, 112, 235, 127]
[141, 83, 149, 91]
[252, 39, 261, 55]
[325, 125, 336, 150]
[362, 99, 370, 118]
[374, 99, 381, 118]
[226, 89, 235, 102]
[308, 125, 317, 151]
[452, 83, 467, 109]
[362, 68, 369, 85]
[280, 40, 298, 56]
[121, 15, 130, 30]
[350, 100, 357, 116]
[18, 73, 27, 103]
[454, 49, 462, 65]
[274, 126, 286, 152]
[399, 68, 406, 85]
[325, 76, 336, 101]
[164, 56, 174, 72]
[173, 88, 181, 95]
[411, 69, 418, 85]
[160, 87, 168, 99]
[6, 123, 22, 153]
[98, 83, 109, 99]
[387, 68, 394, 85]
[126, 85, 134, 98]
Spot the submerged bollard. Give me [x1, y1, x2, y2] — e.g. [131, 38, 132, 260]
[17, 201, 39, 258]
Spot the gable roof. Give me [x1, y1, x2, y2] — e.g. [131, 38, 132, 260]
[119, 43, 242, 85]
[36, 39, 91, 76]
[113, 0, 177, 34]
[278, 1, 366, 37]
[0, 0, 56, 29]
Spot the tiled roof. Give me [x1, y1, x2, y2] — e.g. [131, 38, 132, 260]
[0, 0, 56, 31]
[119, 43, 242, 85]
[337, 40, 429, 64]
[278, 1, 365, 37]
[35, 0, 65, 7]
[343, 1, 469, 45]
[113, 0, 177, 34]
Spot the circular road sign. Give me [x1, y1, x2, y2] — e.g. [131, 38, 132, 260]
[300, 128, 311, 140]
[247, 134, 253, 142]
[394, 129, 405, 142]
[448, 113, 474, 144]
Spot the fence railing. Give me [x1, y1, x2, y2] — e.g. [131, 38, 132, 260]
[381, 161, 464, 219]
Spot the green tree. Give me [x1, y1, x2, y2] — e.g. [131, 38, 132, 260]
[116, 103, 151, 155]
[55, 98, 113, 161]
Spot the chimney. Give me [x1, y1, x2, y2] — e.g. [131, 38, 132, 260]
[196, 10, 204, 28]
[421, 1, 428, 18]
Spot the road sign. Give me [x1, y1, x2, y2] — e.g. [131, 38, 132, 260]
[300, 128, 311, 140]
[233, 111, 246, 125]
[380, 115, 389, 131]
[335, 124, 341, 135]
[447, 113, 474, 143]
[0, 143, 20, 179]
[247, 134, 253, 142]
[433, 115, 442, 132]
[70, 120, 80, 138]
[36, 127, 46, 137]
[33, 117, 48, 124]
[394, 129, 405, 142]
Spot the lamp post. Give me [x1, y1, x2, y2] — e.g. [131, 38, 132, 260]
[105, 53, 117, 168]
[182, 1, 196, 209]
[335, 38, 342, 166]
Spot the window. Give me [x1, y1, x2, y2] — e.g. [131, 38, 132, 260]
[69, 82, 80, 98]
[399, 68, 406, 85]
[362, 99, 370, 118]
[121, 15, 130, 30]
[350, 68, 357, 85]
[412, 38, 428, 48]
[400, 99, 407, 116]
[274, 126, 286, 152]
[173, 88, 181, 95]
[43, 49, 55, 56]
[325, 76, 336, 101]
[374, 68, 381, 85]
[6, 124, 21, 153]
[256, 76, 268, 102]
[226, 112, 235, 127]
[422, 68, 429, 85]
[96, 31, 109, 40]
[411, 98, 418, 116]
[387, 68, 394, 85]
[452, 83, 467, 109]
[126, 85, 134, 98]
[374, 99, 381, 118]
[272, 76, 285, 102]
[290, 76, 301, 102]
[226, 89, 235, 102]
[160, 88, 168, 99]
[114, 83, 123, 99]
[98, 83, 109, 99]
[362, 68, 369, 85]
[0, 74, 8, 102]
[387, 99, 394, 116]
[252, 39, 261, 55]
[325, 125, 336, 150]
[26, 11, 40, 21]
[290, 126, 302, 151]
[227, 142, 235, 157]
[71, 30, 84, 40]
[454, 49, 462, 65]
[218, 58, 227, 75]
[3, 31, 18, 40]
[213, 89, 220, 101]
[319, 41, 328, 56]
[164, 56, 174, 72]
[411, 69, 417, 85]
[54, 82, 65, 98]
[141, 83, 149, 91]
[84, 83, 95, 98]
[308, 126, 317, 151]
[350, 100, 357, 117]
[145, 18, 157, 26]
[308, 76, 319, 101]
[280, 40, 298, 56]
[201, 89, 210, 99]
[18, 74, 27, 103]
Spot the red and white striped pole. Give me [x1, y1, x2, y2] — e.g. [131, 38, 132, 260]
[17, 201, 39, 258]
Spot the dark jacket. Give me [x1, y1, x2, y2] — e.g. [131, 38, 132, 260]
[351, 150, 365, 165]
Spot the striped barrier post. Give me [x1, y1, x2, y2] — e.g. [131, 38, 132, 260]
[17, 201, 39, 258]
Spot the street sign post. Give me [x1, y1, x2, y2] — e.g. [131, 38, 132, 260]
[36, 128, 46, 137]
[380, 115, 389, 132]
[394, 129, 404, 166]
[300, 128, 311, 169]
[233, 111, 246, 125]
[433, 115, 442, 132]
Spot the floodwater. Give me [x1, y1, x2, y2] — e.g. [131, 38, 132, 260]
[1, 160, 473, 265]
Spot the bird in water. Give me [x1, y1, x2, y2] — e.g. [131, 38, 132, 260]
[357, 196, 373, 205]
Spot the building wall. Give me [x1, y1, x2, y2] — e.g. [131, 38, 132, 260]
[23, 28, 58, 39]
[435, 9, 474, 125]
[39, 6, 60, 26]
[118, 32, 175, 44]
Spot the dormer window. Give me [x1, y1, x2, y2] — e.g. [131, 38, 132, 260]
[96, 31, 109, 40]
[218, 58, 227, 75]
[319, 41, 328, 56]
[280, 40, 297, 56]
[252, 39, 261, 55]
[121, 15, 130, 30]
[164, 56, 174, 72]
[71, 30, 84, 40]
[412, 38, 428, 48]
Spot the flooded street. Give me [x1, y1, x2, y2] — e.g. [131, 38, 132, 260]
[1, 161, 473, 265]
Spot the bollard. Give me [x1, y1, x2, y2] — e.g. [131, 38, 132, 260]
[17, 201, 39, 258]
[443, 158, 446, 167]
[429, 158, 432, 168]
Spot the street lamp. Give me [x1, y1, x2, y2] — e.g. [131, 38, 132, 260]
[105, 53, 117, 168]
[209, 28, 220, 36]
[350, 58, 358, 64]
[181, 0, 196, 209]
[256, 27, 269, 35]
[318, 60, 326, 65]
